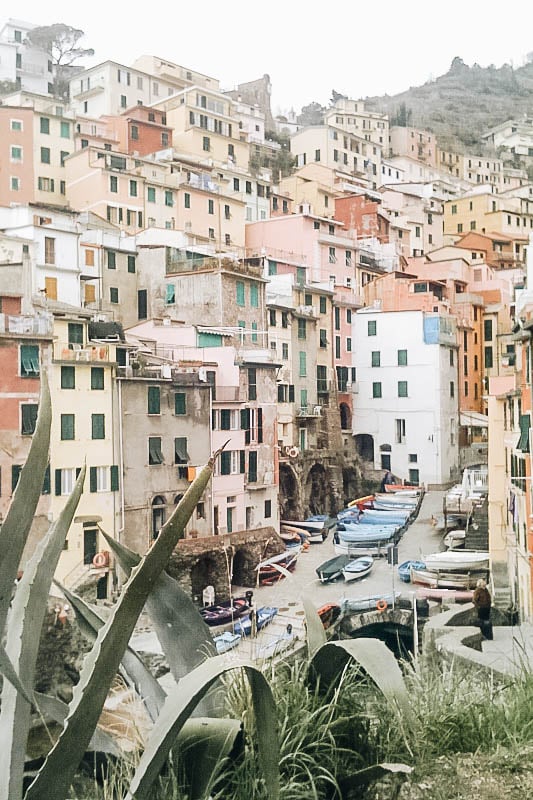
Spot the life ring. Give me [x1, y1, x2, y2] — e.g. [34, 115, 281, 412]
[376, 598, 388, 612]
[92, 551, 108, 568]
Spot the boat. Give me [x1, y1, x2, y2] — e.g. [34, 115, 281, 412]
[431, 513, 470, 532]
[316, 554, 352, 583]
[256, 625, 295, 659]
[337, 524, 399, 544]
[340, 592, 401, 613]
[384, 484, 422, 494]
[342, 555, 374, 582]
[280, 524, 310, 545]
[422, 550, 490, 572]
[398, 560, 426, 583]
[234, 606, 278, 637]
[335, 540, 395, 558]
[279, 527, 303, 546]
[213, 631, 242, 654]
[317, 603, 342, 629]
[200, 596, 251, 627]
[410, 566, 486, 590]
[339, 508, 410, 526]
[374, 492, 418, 506]
[256, 547, 301, 584]
[281, 518, 336, 543]
[347, 495, 375, 509]
[443, 530, 466, 549]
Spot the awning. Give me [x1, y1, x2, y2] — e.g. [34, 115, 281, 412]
[459, 411, 489, 428]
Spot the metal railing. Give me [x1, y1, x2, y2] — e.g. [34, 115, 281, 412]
[0, 313, 53, 335]
[55, 342, 110, 362]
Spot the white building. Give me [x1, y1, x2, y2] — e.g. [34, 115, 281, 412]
[352, 308, 460, 487]
[0, 19, 52, 95]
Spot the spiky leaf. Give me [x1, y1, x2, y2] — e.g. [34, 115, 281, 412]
[125, 658, 278, 800]
[174, 717, 243, 800]
[0, 372, 51, 638]
[56, 581, 166, 722]
[33, 692, 121, 756]
[0, 466, 85, 800]
[25, 450, 219, 800]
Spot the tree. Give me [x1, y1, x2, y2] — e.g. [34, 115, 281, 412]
[297, 102, 325, 127]
[330, 89, 347, 105]
[26, 24, 94, 99]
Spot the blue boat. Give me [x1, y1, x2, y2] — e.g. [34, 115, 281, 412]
[339, 509, 409, 526]
[398, 560, 426, 582]
[213, 631, 242, 654]
[337, 525, 399, 543]
[234, 606, 278, 636]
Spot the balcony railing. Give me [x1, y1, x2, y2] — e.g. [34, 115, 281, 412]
[55, 342, 109, 362]
[0, 313, 53, 336]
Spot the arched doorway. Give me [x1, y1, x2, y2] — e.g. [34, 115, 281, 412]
[190, 556, 218, 603]
[305, 463, 328, 516]
[349, 622, 414, 660]
[279, 463, 299, 519]
[343, 467, 359, 505]
[151, 495, 166, 540]
[339, 402, 351, 431]
[232, 549, 248, 586]
[355, 433, 374, 462]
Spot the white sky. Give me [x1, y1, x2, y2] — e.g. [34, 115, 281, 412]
[5, 1, 533, 115]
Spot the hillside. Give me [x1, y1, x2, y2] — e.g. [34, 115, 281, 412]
[364, 57, 533, 154]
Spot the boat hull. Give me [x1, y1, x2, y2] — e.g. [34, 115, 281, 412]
[342, 556, 373, 582]
[411, 566, 486, 589]
[422, 551, 490, 571]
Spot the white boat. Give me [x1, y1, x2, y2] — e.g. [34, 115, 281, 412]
[410, 566, 485, 590]
[335, 540, 394, 558]
[422, 550, 489, 572]
[342, 555, 374, 582]
[443, 530, 466, 549]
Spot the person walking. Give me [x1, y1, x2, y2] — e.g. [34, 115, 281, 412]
[473, 578, 493, 640]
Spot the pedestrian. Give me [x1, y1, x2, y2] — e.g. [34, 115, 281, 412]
[380, 469, 394, 492]
[473, 578, 493, 639]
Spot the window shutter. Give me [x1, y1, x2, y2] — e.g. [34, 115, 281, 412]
[239, 450, 245, 473]
[175, 437, 189, 464]
[55, 469, 62, 495]
[220, 409, 231, 430]
[90, 466, 97, 493]
[110, 465, 119, 491]
[248, 451, 257, 482]
[148, 386, 160, 414]
[257, 407, 263, 443]
[175, 392, 186, 415]
[289, 385, 295, 402]
[220, 451, 231, 475]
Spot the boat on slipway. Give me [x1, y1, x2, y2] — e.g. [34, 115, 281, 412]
[398, 560, 427, 583]
[340, 593, 401, 613]
[422, 550, 490, 572]
[336, 524, 400, 544]
[316, 555, 352, 583]
[410, 565, 487, 590]
[200, 596, 251, 627]
[339, 508, 411, 526]
[342, 555, 374, 582]
[256, 546, 301, 585]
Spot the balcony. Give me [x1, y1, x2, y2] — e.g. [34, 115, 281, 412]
[297, 405, 322, 418]
[212, 386, 242, 402]
[0, 313, 53, 336]
[55, 342, 110, 362]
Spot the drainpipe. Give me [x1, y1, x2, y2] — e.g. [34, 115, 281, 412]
[118, 377, 125, 540]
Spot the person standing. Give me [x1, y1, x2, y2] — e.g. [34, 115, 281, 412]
[473, 578, 493, 639]
[380, 470, 394, 492]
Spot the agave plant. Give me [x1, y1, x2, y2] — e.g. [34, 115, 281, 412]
[0, 371, 412, 800]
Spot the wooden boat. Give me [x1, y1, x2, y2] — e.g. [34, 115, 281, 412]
[213, 631, 242, 654]
[384, 484, 422, 494]
[347, 495, 375, 509]
[234, 606, 278, 637]
[337, 524, 399, 544]
[443, 530, 466, 549]
[317, 603, 342, 629]
[410, 566, 486, 590]
[280, 524, 310, 544]
[340, 592, 401, 613]
[342, 555, 374, 582]
[256, 547, 301, 584]
[339, 507, 411, 525]
[200, 596, 251, 627]
[398, 560, 426, 583]
[335, 540, 395, 558]
[281, 518, 336, 543]
[422, 550, 490, 572]
[279, 527, 303, 546]
[316, 554, 351, 583]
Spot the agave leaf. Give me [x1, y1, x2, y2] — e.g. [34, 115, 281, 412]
[0, 372, 51, 638]
[0, 465, 85, 800]
[0, 643, 32, 703]
[125, 657, 279, 800]
[337, 762, 413, 794]
[309, 639, 410, 715]
[25, 450, 221, 800]
[99, 529, 217, 681]
[33, 692, 121, 757]
[55, 581, 166, 723]
[174, 717, 243, 800]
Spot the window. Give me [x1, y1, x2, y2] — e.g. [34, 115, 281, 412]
[148, 386, 161, 414]
[57, 363, 77, 391]
[450, 381, 455, 398]
[149, 437, 164, 465]
[265, 499, 272, 518]
[248, 451, 258, 483]
[398, 381, 408, 397]
[21, 403, 38, 435]
[317, 365, 328, 394]
[109, 175, 118, 193]
[281, 311, 288, 328]
[346, 309, 352, 324]
[110, 287, 119, 304]
[250, 284, 259, 308]
[40, 147, 50, 164]
[174, 392, 186, 415]
[20, 344, 39, 377]
[10, 145, 22, 161]
[60, 120, 70, 138]
[44, 237, 55, 265]
[208, 228, 215, 239]
[131, 124, 139, 141]
[61, 414, 75, 440]
[174, 437, 189, 465]
[10, 177, 20, 191]
[329, 246, 336, 263]
[40, 117, 50, 134]
[106, 250, 116, 270]
[208, 198, 214, 214]
[299, 351, 307, 377]
[346, 337, 352, 352]
[203, 136, 210, 151]
[371, 351, 380, 367]
[334, 307, 340, 331]
[125, 254, 136, 274]
[368, 320, 377, 336]
[120, 95, 127, 108]
[282, 343, 289, 359]
[395, 418, 406, 444]
[129, 179, 138, 197]
[484, 346, 493, 369]
[335, 336, 341, 359]
[165, 190, 174, 207]
[484, 319, 493, 342]
[372, 382, 382, 398]
[319, 296, 327, 314]
[251, 322, 258, 342]
[319, 329, 327, 348]
[55, 468, 76, 496]
[297, 318, 306, 340]
[236, 281, 245, 306]
[408, 469, 420, 485]
[248, 368, 257, 400]
[398, 350, 407, 367]
[91, 413, 105, 439]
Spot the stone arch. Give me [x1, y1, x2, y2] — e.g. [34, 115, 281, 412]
[232, 548, 249, 586]
[190, 556, 219, 602]
[305, 462, 328, 516]
[341, 608, 415, 659]
[151, 495, 166, 540]
[355, 433, 374, 462]
[339, 402, 351, 431]
[343, 467, 359, 505]
[279, 463, 299, 519]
